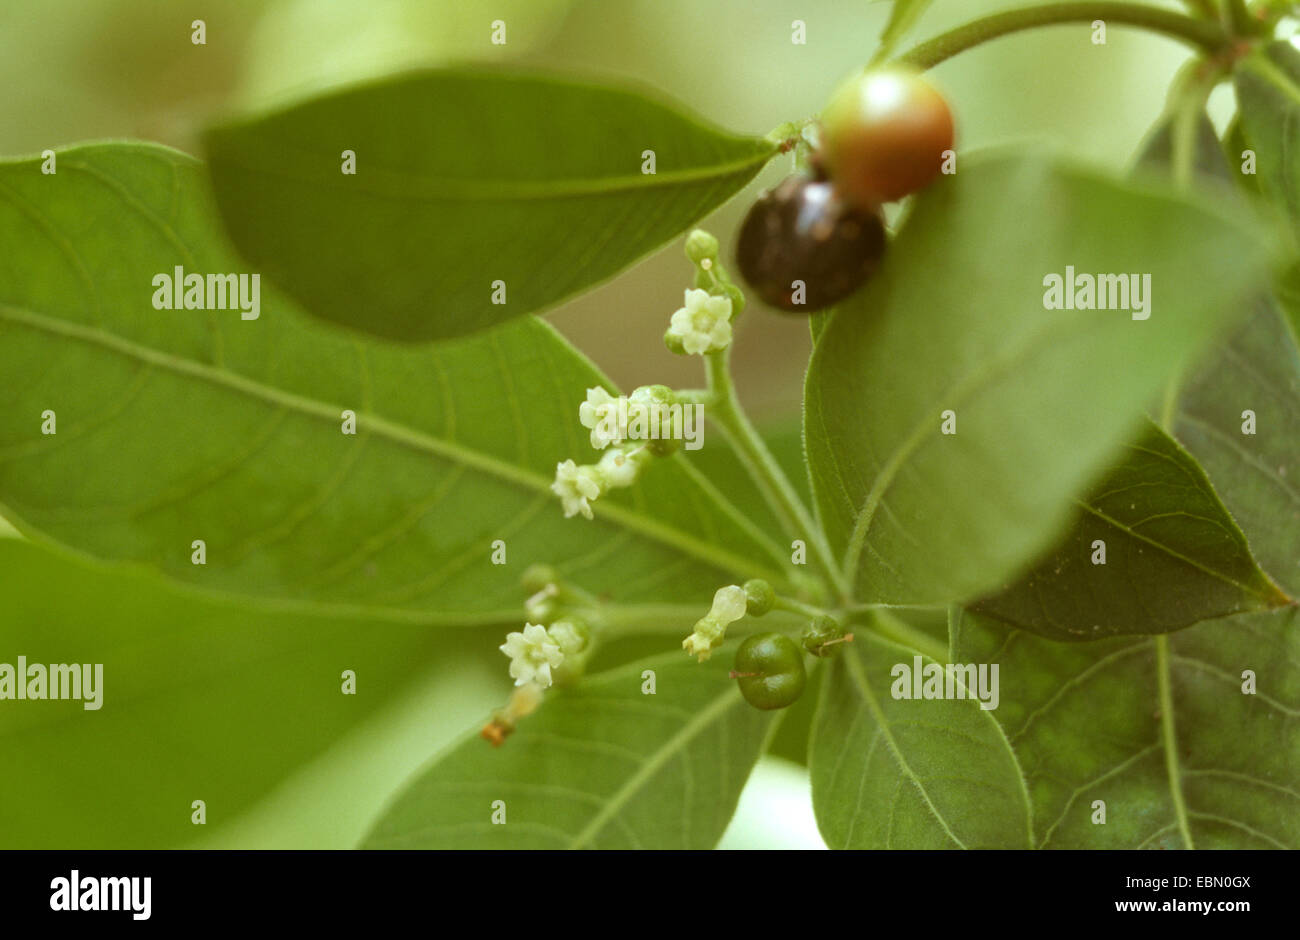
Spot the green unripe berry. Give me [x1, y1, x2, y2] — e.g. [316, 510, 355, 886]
[743, 579, 775, 616]
[802, 614, 848, 657]
[731, 633, 806, 710]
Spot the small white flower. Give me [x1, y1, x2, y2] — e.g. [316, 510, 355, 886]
[551, 459, 602, 519]
[578, 386, 625, 450]
[597, 447, 642, 488]
[682, 584, 748, 662]
[500, 623, 566, 688]
[667, 288, 733, 356]
[708, 585, 748, 624]
[548, 620, 588, 656]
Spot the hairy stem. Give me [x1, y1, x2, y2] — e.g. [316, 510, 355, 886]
[703, 348, 851, 603]
[895, 3, 1230, 71]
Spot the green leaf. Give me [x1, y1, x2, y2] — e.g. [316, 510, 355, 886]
[203, 69, 776, 341]
[872, 0, 935, 63]
[971, 419, 1288, 640]
[808, 629, 1032, 848]
[0, 538, 470, 848]
[804, 153, 1272, 606]
[361, 648, 774, 848]
[0, 143, 791, 621]
[1176, 298, 1300, 597]
[1234, 41, 1300, 239]
[953, 607, 1300, 848]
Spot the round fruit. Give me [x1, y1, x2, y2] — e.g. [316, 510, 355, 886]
[820, 67, 954, 207]
[735, 175, 886, 313]
[731, 633, 807, 710]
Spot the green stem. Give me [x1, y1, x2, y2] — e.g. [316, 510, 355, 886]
[773, 594, 827, 619]
[895, 3, 1231, 71]
[592, 603, 805, 639]
[863, 608, 948, 663]
[703, 348, 851, 603]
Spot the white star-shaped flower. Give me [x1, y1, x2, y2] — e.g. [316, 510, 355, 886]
[551, 459, 602, 519]
[667, 288, 733, 356]
[500, 623, 566, 688]
[578, 386, 625, 450]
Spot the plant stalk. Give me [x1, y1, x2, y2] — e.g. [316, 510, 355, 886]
[895, 3, 1231, 71]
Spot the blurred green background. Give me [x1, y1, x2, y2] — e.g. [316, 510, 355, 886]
[0, 0, 1215, 848]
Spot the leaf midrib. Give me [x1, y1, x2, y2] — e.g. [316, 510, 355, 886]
[208, 140, 776, 203]
[0, 302, 785, 586]
[566, 685, 745, 849]
[838, 640, 1035, 849]
[1075, 499, 1288, 603]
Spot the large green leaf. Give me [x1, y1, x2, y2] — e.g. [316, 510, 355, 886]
[808, 629, 1032, 848]
[953, 607, 1300, 848]
[804, 153, 1272, 606]
[1176, 299, 1300, 597]
[0, 538, 475, 848]
[204, 69, 776, 341]
[972, 419, 1288, 640]
[362, 647, 774, 848]
[0, 143, 791, 621]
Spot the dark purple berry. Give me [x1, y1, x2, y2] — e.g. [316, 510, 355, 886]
[735, 175, 886, 313]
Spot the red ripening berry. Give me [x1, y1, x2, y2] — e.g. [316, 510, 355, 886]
[735, 175, 886, 313]
[820, 67, 955, 207]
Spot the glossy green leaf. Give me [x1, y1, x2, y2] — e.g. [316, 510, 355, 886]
[952, 607, 1300, 848]
[204, 69, 776, 341]
[0, 143, 791, 622]
[972, 419, 1289, 640]
[0, 538, 471, 848]
[804, 153, 1272, 606]
[808, 629, 1032, 848]
[362, 648, 774, 849]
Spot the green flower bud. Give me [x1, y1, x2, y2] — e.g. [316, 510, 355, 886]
[743, 579, 775, 616]
[521, 564, 559, 594]
[685, 229, 720, 265]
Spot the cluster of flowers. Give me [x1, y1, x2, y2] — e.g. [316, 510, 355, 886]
[549, 283, 736, 521]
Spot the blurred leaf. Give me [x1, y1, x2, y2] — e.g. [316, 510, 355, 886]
[0, 538, 462, 848]
[953, 607, 1300, 848]
[804, 153, 1272, 606]
[362, 647, 773, 848]
[872, 0, 934, 63]
[972, 419, 1288, 640]
[808, 628, 1032, 848]
[0, 143, 791, 622]
[204, 69, 776, 341]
